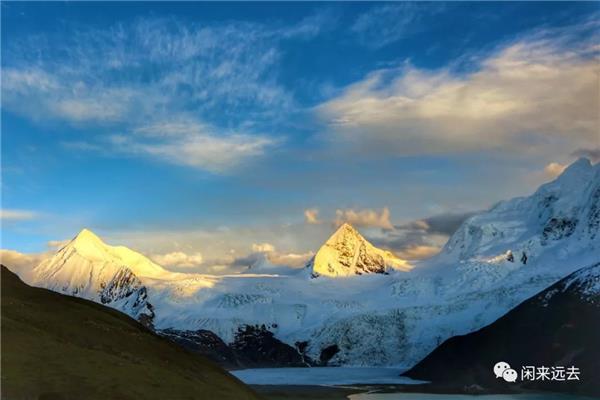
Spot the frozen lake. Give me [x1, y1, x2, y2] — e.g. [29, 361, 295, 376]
[350, 394, 597, 400]
[231, 367, 423, 385]
[233, 368, 597, 400]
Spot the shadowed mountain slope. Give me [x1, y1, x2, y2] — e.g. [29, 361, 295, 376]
[403, 263, 600, 397]
[0, 265, 260, 400]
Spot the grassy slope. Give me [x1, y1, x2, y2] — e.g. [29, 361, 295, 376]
[1, 266, 260, 400]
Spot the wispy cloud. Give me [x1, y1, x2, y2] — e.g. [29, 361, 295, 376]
[369, 211, 477, 260]
[0, 249, 46, 278]
[304, 208, 321, 224]
[334, 207, 393, 230]
[0, 209, 38, 221]
[233, 242, 313, 270]
[544, 162, 568, 179]
[351, 3, 444, 48]
[251, 242, 276, 253]
[108, 118, 278, 173]
[2, 16, 325, 172]
[572, 148, 600, 163]
[320, 23, 599, 161]
[150, 251, 204, 269]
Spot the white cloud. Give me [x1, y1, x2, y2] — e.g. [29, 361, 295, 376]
[111, 118, 277, 172]
[367, 211, 475, 259]
[544, 162, 567, 179]
[319, 30, 599, 160]
[2, 18, 294, 123]
[0, 209, 37, 221]
[248, 242, 312, 268]
[394, 245, 441, 261]
[0, 249, 46, 280]
[47, 240, 70, 250]
[304, 208, 321, 224]
[252, 242, 276, 253]
[267, 251, 313, 268]
[103, 222, 328, 275]
[151, 251, 204, 269]
[335, 207, 393, 230]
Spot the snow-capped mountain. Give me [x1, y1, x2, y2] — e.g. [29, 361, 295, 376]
[439, 157, 598, 265]
[31, 229, 167, 324]
[19, 158, 600, 368]
[307, 223, 410, 277]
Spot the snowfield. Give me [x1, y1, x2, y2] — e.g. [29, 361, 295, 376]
[22, 158, 600, 368]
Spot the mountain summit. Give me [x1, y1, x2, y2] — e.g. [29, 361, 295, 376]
[31, 228, 166, 325]
[440, 157, 599, 266]
[308, 223, 410, 277]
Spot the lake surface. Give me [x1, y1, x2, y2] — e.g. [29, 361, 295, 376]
[233, 368, 596, 400]
[350, 395, 597, 400]
[231, 367, 423, 385]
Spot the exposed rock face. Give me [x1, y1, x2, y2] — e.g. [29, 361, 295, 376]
[159, 325, 314, 368]
[308, 223, 410, 277]
[230, 325, 312, 367]
[157, 328, 240, 367]
[403, 263, 600, 397]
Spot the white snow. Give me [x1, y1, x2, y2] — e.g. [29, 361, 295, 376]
[19, 158, 600, 369]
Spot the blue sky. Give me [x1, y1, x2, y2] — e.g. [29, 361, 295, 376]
[2, 2, 599, 272]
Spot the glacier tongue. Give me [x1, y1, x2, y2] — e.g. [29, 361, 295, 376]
[22, 158, 600, 367]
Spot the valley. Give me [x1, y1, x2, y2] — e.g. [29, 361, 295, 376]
[3, 157, 599, 398]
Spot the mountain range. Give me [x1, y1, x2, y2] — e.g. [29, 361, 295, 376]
[8, 157, 600, 369]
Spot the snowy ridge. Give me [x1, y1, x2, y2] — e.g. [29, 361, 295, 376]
[31, 229, 167, 322]
[439, 158, 599, 265]
[556, 262, 600, 301]
[22, 158, 600, 367]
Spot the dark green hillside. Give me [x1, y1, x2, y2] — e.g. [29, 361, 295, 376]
[0, 265, 260, 400]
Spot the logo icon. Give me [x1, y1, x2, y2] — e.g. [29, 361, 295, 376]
[494, 361, 581, 383]
[502, 368, 518, 382]
[493, 361, 511, 379]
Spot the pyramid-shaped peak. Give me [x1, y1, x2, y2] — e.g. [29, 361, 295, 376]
[67, 228, 110, 259]
[41, 228, 167, 278]
[328, 223, 362, 241]
[311, 223, 410, 277]
[73, 228, 104, 244]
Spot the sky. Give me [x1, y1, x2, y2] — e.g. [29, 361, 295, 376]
[1, 2, 599, 274]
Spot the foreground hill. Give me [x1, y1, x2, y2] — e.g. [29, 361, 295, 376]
[0, 265, 259, 400]
[403, 263, 600, 397]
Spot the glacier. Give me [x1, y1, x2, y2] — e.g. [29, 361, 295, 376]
[21, 157, 600, 368]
